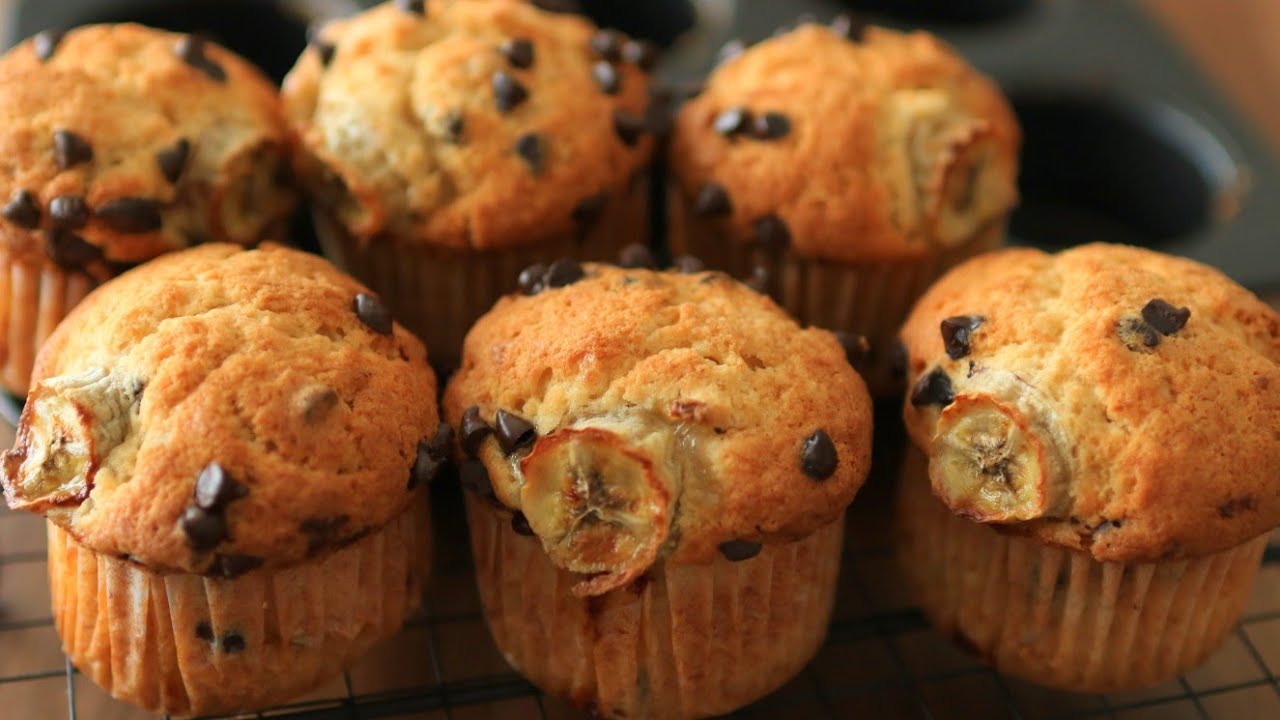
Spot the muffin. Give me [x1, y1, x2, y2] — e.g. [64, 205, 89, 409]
[283, 0, 657, 372]
[444, 260, 872, 717]
[896, 244, 1280, 691]
[670, 19, 1019, 393]
[0, 24, 297, 396]
[0, 244, 442, 716]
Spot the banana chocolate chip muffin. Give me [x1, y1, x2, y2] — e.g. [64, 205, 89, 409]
[897, 243, 1280, 691]
[0, 244, 442, 716]
[283, 0, 657, 371]
[0, 24, 297, 396]
[445, 259, 873, 718]
[670, 19, 1019, 394]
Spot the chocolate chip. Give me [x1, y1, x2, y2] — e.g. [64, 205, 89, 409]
[717, 38, 746, 64]
[940, 315, 984, 360]
[831, 13, 867, 41]
[713, 107, 751, 136]
[674, 255, 705, 274]
[590, 30, 624, 61]
[1119, 317, 1161, 351]
[174, 35, 227, 82]
[1141, 299, 1191, 336]
[614, 110, 646, 146]
[511, 511, 534, 536]
[459, 460, 497, 503]
[156, 138, 191, 184]
[180, 506, 227, 552]
[214, 554, 262, 578]
[194, 462, 247, 511]
[834, 331, 871, 368]
[514, 132, 545, 175]
[353, 293, 393, 335]
[33, 29, 64, 62]
[495, 410, 537, 454]
[396, 0, 426, 12]
[441, 110, 465, 144]
[745, 265, 769, 293]
[409, 423, 452, 490]
[910, 368, 954, 407]
[753, 215, 790, 251]
[2, 190, 40, 228]
[572, 192, 609, 227]
[53, 130, 93, 170]
[621, 40, 658, 70]
[49, 195, 88, 229]
[751, 112, 791, 140]
[492, 71, 529, 113]
[801, 429, 838, 480]
[694, 182, 731, 216]
[96, 198, 163, 233]
[518, 263, 547, 295]
[195, 622, 214, 642]
[592, 61, 621, 95]
[500, 38, 535, 68]
[891, 339, 909, 378]
[220, 632, 245, 653]
[460, 405, 493, 458]
[618, 243, 655, 269]
[300, 387, 339, 423]
[313, 38, 335, 66]
[718, 539, 762, 561]
[545, 258, 585, 288]
[44, 230, 101, 269]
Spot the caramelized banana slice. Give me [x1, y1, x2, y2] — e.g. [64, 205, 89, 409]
[519, 425, 675, 596]
[2, 367, 141, 512]
[929, 370, 1070, 522]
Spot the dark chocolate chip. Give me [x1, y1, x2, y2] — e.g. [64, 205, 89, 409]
[194, 462, 247, 511]
[511, 511, 534, 536]
[492, 71, 529, 113]
[459, 460, 497, 503]
[718, 539, 763, 562]
[49, 195, 88, 229]
[590, 30, 624, 61]
[1141, 299, 1191, 336]
[220, 632, 246, 653]
[717, 38, 746, 64]
[96, 198, 163, 233]
[831, 13, 867, 41]
[621, 40, 658, 70]
[215, 554, 262, 578]
[940, 315, 984, 360]
[834, 331, 871, 369]
[460, 405, 493, 458]
[53, 129, 93, 170]
[427, 421, 453, 458]
[713, 107, 751, 136]
[44, 229, 102, 269]
[618, 243, 655, 269]
[33, 29, 64, 62]
[313, 38, 336, 65]
[499, 37, 535, 68]
[195, 622, 215, 643]
[891, 339, 909, 378]
[353, 293, 393, 335]
[751, 112, 791, 140]
[801, 429, 838, 480]
[442, 110, 465, 144]
[1119, 317, 1161, 350]
[300, 387, 339, 423]
[694, 182, 731, 216]
[180, 506, 227, 552]
[514, 132, 545, 175]
[592, 61, 621, 95]
[409, 427, 449, 489]
[518, 263, 547, 295]
[495, 410, 537, 454]
[545, 258, 585, 288]
[910, 368, 954, 407]
[572, 191, 609, 227]
[674, 255, 705, 274]
[753, 215, 790, 251]
[156, 138, 191, 184]
[745, 265, 769, 293]
[614, 110, 646, 146]
[2, 190, 41, 229]
[174, 35, 227, 82]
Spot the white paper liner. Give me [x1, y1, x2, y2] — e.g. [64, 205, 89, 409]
[0, 249, 96, 396]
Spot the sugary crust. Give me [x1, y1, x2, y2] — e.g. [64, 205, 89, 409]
[900, 244, 1280, 561]
[282, 0, 653, 250]
[1, 244, 438, 573]
[0, 24, 297, 270]
[670, 24, 1019, 262]
[444, 264, 873, 566]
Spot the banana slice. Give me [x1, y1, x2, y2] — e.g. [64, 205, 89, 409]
[1, 367, 142, 512]
[518, 423, 676, 597]
[928, 370, 1070, 522]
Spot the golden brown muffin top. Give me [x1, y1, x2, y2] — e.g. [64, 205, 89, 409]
[671, 23, 1019, 263]
[1, 244, 442, 576]
[0, 24, 297, 276]
[282, 0, 655, 250]
[900, 244, 1280, 562]
[444, 262, 872, 596]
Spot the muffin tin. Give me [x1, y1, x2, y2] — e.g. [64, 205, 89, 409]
[1, 1, 1279, 719]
